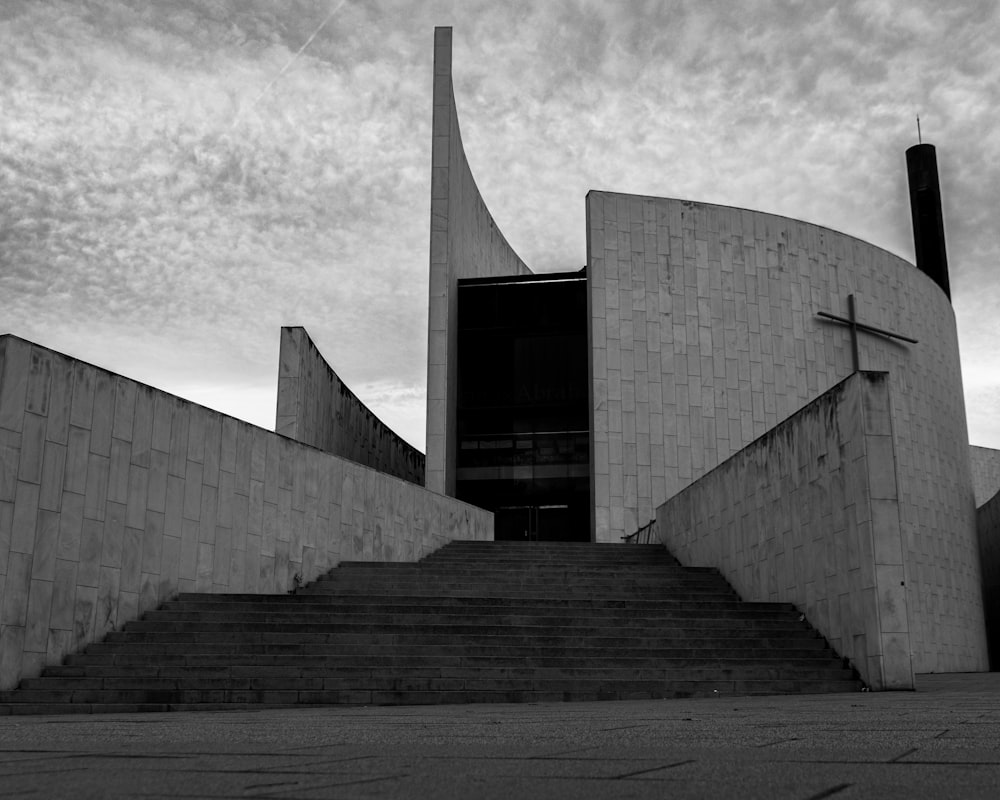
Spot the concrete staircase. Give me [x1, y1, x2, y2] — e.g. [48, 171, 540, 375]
[0, 541, 861, 714]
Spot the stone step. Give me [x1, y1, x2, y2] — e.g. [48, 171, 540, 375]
[18, 666, 854, 694]
[50, 654, 845, 673]
[299, 582, 736, 600]
[419, 542, 668, 551]
[165, 591, 736, 612]
[82, 639, 832, 657]
[317, 564, 709, 574]
[159, 598, 784, 614]
[305, 574, 727, 584]
[320, 571, 701, 581]
[103, 618, 822, 637]
[142, 601, 797, 626]
[1, 682, 862, 715]
[1, 674, 860, 707]
[113, 628, 813, 645]
[129, 609, 804, 629]
[299, 584, 733, 596]
[411, 559, 684, 565]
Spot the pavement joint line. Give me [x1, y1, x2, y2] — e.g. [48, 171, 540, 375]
[252, 773, 410, 794]
[0, 765, 91, 778]
[889, 747, 921, 762]
[596, 723, 649, 732]
[243, 780, 296, 790]
[802, 783, 852, 800]
[527, 747, 602, 758]
[612, 759, 697, 779]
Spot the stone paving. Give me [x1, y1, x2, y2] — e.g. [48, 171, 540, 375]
[0, 673, 997, 799]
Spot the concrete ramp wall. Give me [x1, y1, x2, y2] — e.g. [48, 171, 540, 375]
[655, 371, 913, 690]
[0, 335, 491, 690]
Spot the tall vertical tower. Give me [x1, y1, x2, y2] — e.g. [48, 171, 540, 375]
[906, 142, 951, 299]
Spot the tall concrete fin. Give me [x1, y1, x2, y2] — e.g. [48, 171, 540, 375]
[424, 27, 531, 496]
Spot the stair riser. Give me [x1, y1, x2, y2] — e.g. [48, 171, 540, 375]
[49, 657, 847, 675]
[108, 634, 818, 649]
[156, 601, 794, 616]
[18, 669, 856, 695]
[173, 593, 742, 606]
[124, 613, 805, 636]
[0, 679, 861, 708]
[136, 614, 797, 628]
[82, 638, 831, 664]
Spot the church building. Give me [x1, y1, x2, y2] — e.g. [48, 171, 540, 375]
[423, 27, 996, 682]
[0, 28, 997, 698]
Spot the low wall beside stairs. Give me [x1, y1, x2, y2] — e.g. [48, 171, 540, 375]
[977, 487, 1000, 668]
[654, 371, 913, 691]
[0, 335, 492, 691]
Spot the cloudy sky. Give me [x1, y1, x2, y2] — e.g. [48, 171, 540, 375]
[2, 0, 999, 450]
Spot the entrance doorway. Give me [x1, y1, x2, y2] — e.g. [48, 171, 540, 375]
[495, 504, 575, 541]
[454, 272, 591, 542]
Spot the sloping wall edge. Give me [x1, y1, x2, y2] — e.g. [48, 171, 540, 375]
[0, 334, 492, 691]
[655, 371, 914, 690]
[276, 326, 424, 484]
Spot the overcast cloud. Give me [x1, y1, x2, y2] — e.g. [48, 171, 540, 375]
[2, 0, 998, 449]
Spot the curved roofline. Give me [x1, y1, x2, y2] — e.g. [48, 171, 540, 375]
[586, 188, 917, 272]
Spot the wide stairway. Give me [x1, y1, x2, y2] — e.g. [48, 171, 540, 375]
[0, 541, 861, 713]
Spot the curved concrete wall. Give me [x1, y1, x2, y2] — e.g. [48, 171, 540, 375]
[276, 327, 424, 484]
[586, 191, 987, 672]
[970, 445, 1000, 508]
[424, 27, 531, 496]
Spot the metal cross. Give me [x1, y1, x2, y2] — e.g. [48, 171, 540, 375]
[817, 294, 918, 372]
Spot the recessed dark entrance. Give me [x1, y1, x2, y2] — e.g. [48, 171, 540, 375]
[455, 272, 590, 541]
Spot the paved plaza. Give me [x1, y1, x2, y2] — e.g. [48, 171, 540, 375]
[0, 673, 997, 798]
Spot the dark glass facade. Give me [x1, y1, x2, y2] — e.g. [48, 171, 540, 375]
[455, 272, 590, 541]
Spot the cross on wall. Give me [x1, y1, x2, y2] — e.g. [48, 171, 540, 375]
[817, 294, 918, 372]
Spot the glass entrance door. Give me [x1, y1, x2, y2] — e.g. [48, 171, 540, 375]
[495, 505, 535, 541]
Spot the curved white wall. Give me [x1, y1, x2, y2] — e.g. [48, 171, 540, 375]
[586, 191, 987, 672]
[425, 27, 531, 496]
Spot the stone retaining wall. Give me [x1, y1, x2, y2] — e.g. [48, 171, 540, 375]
[0, 334, 491, 690]
[655, 371, 914, 690]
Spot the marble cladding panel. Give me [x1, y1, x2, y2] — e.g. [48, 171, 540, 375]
[976, 488, 1000, 668]
[0, 335, 492, 690]
[655, 372, 913, 690]
[588, 192, 987, 674]
[275, 327, 424, 485]
[424, 27, 532, 496]
[969, 445, 1000, 508]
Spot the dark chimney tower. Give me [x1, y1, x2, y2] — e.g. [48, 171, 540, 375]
[905, 143, 951, 300]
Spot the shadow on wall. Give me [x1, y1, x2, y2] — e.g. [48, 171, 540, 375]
[976, 489, 1000, 669]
